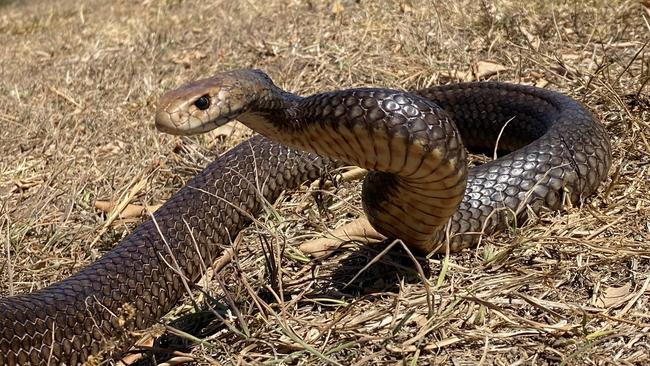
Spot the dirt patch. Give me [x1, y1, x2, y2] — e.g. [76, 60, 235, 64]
[1, 0, 649, 364]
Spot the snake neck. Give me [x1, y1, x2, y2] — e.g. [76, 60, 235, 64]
[239, 100, 300, 140]
[237, 88, 468, 252]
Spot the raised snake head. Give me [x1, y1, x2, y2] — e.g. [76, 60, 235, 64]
[155, 69, 280, 135]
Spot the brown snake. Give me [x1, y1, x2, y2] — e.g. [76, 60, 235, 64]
[0, 69, 611, 364]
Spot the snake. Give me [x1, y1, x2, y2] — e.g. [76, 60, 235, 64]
[0, 69, 611, 364]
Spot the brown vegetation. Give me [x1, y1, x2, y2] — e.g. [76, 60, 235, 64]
[1, 0, 649, 364]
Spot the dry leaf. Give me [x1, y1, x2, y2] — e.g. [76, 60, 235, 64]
[596, 283, 631, 308]
[535, 79, 549, 88]
[207, 121, 253, 141]
[561, 53, 581, 61]
[410, 313, 429, 328]
[171, 50, 207, 68]
[11, 178, 42, 193]
[474, 61, 507, 78]
[520, 27, 541, 50]
[97, 141, 125, 155]
[400, 1, 413, 13]
[95, 200, 161, 219]
[299, 218, 384, 258]
[458, 60, 507, 81]
[211, 124, 236, 137]
[331, 0, 344, 14]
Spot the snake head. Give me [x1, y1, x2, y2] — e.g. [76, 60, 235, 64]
[155, 69, 272, 135]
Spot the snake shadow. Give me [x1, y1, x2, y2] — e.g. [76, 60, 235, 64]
[129, 241, 433, 365]
[309, 240, 434, 296]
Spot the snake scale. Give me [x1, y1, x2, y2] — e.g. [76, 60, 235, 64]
[0, 69, 611, 364]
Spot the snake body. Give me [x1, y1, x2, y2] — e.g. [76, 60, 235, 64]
[0, 69, 611, 364]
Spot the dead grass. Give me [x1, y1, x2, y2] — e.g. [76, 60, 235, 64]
[1, 0, 649, 364]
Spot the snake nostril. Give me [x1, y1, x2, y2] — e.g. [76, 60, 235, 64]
[194, 94, 211, 110]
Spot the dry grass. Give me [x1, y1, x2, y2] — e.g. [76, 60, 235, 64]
[1, 0, 649, 364]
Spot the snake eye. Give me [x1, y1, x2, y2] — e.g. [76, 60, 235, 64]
[194, 95, 211, 110]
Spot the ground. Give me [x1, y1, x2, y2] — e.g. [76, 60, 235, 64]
[1, 0, 649, 365]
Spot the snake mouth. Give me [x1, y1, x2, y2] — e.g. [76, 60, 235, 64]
[155, 109, 224, 135]
[154, 109, 181, 134]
